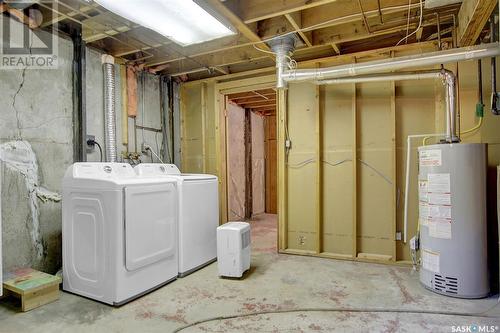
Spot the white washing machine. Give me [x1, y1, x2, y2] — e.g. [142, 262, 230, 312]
[62, 163, 178, 305]
[134, 163, 219, 277]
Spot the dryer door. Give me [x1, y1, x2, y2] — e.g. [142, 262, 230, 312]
[124, 183, 177, 271]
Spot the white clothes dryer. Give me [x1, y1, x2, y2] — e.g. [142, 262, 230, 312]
[62, 163, 178, 305]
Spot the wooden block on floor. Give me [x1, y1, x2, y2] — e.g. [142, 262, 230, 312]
[357, 253, 393, 261]
[3, 268, 62, 312]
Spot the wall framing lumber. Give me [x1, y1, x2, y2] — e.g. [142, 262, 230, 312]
[278, 89, 288, 250]
[390, 81, 397, 261]
[351, 83, 357, 258]
[457, 0, 497, 46]
[315, 83, 322, 253]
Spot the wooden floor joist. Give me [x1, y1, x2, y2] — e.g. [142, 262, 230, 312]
[457, 0, 498, 46]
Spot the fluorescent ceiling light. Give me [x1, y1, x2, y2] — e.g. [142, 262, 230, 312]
[94, 0, 236, 46]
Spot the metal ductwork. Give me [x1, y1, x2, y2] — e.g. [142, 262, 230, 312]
[316, 69, 458, 143]
[268, 36, 297, 89]
[273, 42, 500, 142]
[277, 43, 500, 85]
[102, 55, 117, 162]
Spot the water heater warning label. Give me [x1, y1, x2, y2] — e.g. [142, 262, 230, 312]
[422, 249, 440, 273]
[428, 218, 452, 239]
[427, 173, 450, 193]
[419, 149, 442, 167]
[426, 173, 452, 238]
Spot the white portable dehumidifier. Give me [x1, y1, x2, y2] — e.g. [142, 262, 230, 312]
[217, 222, 251, 278]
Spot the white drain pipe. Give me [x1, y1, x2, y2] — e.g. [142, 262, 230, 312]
[102, 55, 117, 163]
[272, 41, 500, 143]
[281, 43, 500, 84]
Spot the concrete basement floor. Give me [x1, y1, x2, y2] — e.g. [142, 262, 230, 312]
[1, 214, 499, 333]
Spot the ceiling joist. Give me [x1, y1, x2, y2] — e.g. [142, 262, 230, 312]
[32, 0, 468, 81]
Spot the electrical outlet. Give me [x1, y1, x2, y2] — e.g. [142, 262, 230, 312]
[141, 143, 150, 154]
[410, 236, 419, 251]
[395, 232, 402, 241]
[86, 135, 95, 153]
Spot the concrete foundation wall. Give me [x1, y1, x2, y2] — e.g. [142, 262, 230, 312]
[1, 31, 73, 273]
[1, 32, 164, 273]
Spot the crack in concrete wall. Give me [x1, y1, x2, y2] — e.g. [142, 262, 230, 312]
[0, 141, 61, 259]
[10, 36, 34, 140]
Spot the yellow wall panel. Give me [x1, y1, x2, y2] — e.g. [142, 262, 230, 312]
[180, 56, 500, 264]
[286, 83, 318, 252]
[321, 84, 354, 255]
[356, 82, 394, 257]
[395, 80, 436, 260]
[181, 85, 203, 172]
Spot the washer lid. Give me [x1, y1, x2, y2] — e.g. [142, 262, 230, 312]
[179, 173, 218, 181]
[134, 163, 217, 181]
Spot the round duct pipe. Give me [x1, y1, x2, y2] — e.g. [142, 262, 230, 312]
[269, 36, 296, 89]
[102, 55, 117, 163]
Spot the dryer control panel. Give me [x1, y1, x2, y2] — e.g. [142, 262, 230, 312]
[71, 163, 136, 180]
[134, 163, 181, 177]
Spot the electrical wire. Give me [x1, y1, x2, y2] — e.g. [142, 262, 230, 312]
[253, 44, 277, 56]
[150, 149, 164, 164]
[322, 158, 352, 167]
[403, 0, 412, 44]
[289, 158, 397, 191]
[172, 304, 500, 333]
[146, 145, 164, 164]
[322, 158, 402, 209]
[460, 116, 483, 135]
[94, 141, 103, 162]
[358, 160, 394, 185]
[287, 158, 316, 169]
[423, 116, 483, 145]
[250, 2, 426, 50]
[141, 72, 145, 144]
[396, 0, 423, 46]
[155, 131, 161, 161]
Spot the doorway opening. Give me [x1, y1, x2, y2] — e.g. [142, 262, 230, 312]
[225, 88, 277, 251]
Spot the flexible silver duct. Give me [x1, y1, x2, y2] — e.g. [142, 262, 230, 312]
[316, 69, 458, 142]
[102, 55, 117, 162]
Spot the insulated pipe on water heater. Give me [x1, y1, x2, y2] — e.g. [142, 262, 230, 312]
[102, 54, 117, 163]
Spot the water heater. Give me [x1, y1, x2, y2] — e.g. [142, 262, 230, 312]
[418, 143, 489, 298]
